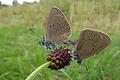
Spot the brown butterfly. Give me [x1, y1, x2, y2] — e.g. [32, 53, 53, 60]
[40, 6, 111, 64]
[71, 29, 111, 64]
[39, 6, 70, 49]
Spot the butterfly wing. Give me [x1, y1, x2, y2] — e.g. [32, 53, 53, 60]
[47, 6, 64, 17]
[96, 32, 111, 52]
[76, 29, 111, 60]
[44, 6, 70, 44]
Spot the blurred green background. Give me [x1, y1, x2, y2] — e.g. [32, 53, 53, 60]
[0, 0, 120, 80]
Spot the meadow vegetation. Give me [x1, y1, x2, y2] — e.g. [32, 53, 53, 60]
[0, 0, 120, 80]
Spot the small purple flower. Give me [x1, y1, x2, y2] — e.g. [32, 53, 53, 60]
[46, 47, 72, 70]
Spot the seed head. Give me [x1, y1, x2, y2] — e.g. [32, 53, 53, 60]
[46, 47, 72, 70]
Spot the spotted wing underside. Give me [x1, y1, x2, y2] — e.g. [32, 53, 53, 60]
[76, 29, 111, 59]
[44, 6, 70, 44]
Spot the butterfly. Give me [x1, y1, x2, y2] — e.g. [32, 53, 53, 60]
[71, 29, 111, 64]
[39, 6, 111, 64]
[39, 6, 71, 49]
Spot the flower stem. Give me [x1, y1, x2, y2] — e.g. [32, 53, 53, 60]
[25, 61, 51, 80]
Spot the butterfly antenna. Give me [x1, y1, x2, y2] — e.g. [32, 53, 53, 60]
[29, 27, 33, 32]
[28, 27, 41, 42]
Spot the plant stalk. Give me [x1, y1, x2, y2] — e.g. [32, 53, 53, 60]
[25, 61, 51, 80]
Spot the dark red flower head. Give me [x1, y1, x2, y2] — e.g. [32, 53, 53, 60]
[46, 47, 72, 70]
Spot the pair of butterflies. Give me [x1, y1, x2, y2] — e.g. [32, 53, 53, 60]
[39, 6, 111, 64]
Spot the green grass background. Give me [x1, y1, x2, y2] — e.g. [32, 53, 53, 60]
[0, 0, 120, 80]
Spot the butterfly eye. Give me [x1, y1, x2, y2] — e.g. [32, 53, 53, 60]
[42, 42, 45, 45]
[39, 40, 45, 46]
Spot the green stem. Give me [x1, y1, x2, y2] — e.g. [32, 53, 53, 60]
[25, 61, 51, 80]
